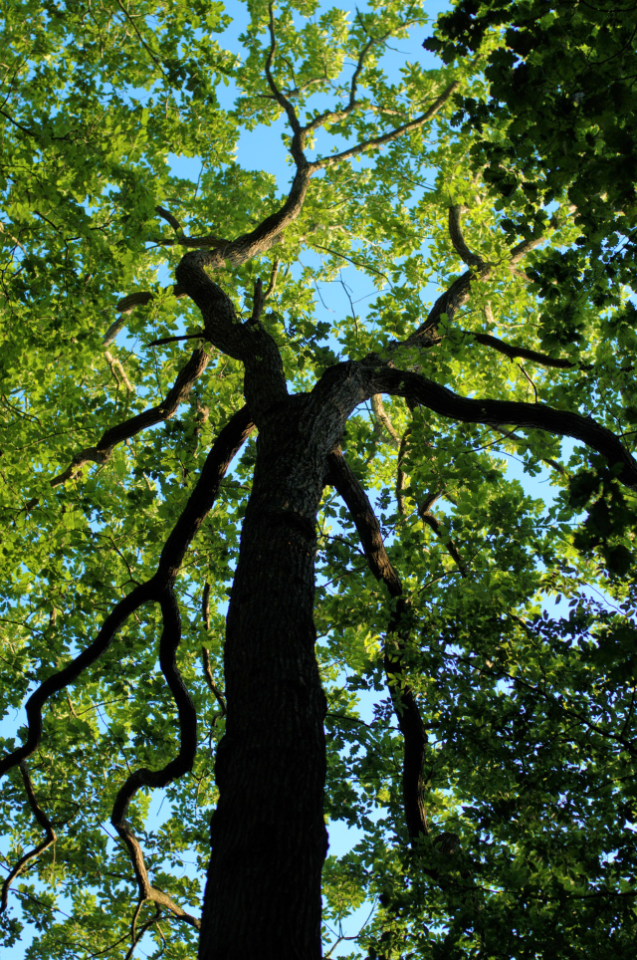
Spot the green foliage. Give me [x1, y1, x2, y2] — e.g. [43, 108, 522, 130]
[427, 0, 637, 344]
[1, 1, 637, 958]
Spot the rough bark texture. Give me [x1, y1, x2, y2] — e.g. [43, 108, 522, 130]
[199, 397, 329, 960]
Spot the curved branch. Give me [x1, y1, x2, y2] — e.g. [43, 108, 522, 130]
[111, 588, 200, 930]
[264, 259, 280, 300]
[325, 449, 429, 844]
[201, 647, 227, 717]
[155, 205, 182, 234]
[370, 367, 637, 490]
[467, 331, 579, 369]
[125, 904, 162, 960]
[371, 394, 401, 448]
[398, 208, 552, 349]
[103, 286, 188, 347]
[107, 83, 463, 333]
[174, 253, 286, 418]
[301, 30, 380, 136]
[265, 2, 303, 159]
[0, 581, 155, 778]
[0, 406, 254, 780]
[0, 762, 56, 912]
[396, 427, 411, 516]
[27, 347, 212, 508]
[448, 205, 485, 269]
[419, 504, 467, 577]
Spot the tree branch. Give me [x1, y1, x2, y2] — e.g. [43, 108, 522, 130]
[301, 31, 380, 136]
[110, 588, 201, 930]
[311, 81, 460, 171]
[201, 647, 227, 717]
[174, 253, 286, 418]
[398, 207, 552, 349]
[367, 367, 637, 490]
[26, 346, 212, 507]
[0, 762, 56, 912]
[264, 259, 280, 300]
[325, 449, 429, 844]
[103, 287, 188, 347]
[371, 394, 401, 447]
[448, 204, 485, 269]
[265, 2, 303, 160]
[419, 503, 467, 577]
[155, 205, 182, 234]
[466, 330, 580, 369]
[0, 407, 254, 779]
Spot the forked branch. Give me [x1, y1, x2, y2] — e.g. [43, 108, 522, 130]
[0, 762, 56, 912]
[1, 408, 254, 928]
[400, 205, 552, 347]
[312, 81, 460, 171]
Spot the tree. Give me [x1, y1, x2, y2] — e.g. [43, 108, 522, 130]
[1, 1, 637, 957]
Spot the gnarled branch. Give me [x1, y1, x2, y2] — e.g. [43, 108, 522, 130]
[0, 406, 254, 779]
[110, 589, 200, 930]
[360, 367, 637, 488]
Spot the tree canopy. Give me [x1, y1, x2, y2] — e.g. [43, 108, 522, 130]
[1, 1, 637, 958]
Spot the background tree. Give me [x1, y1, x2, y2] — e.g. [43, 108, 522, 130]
[1, 1, 637, 958]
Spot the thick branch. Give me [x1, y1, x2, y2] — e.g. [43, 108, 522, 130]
[155, 205, 182, 234]
[509, 233, 547, 264]
[111, 589, 201, 930]
[369, 367, 637, 490]
[0, 407, 254, 779]
[174, 253, 286, 418]
[0, 762, 56, 912]
[108, 82, 462, 336]
[326, 449, 429, 843]
[448, 205, 485, 269]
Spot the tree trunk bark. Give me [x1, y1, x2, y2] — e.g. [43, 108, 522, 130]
[198, 397, 328, 960]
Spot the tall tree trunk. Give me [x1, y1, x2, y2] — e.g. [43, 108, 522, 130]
[198, 398, 328, 960]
